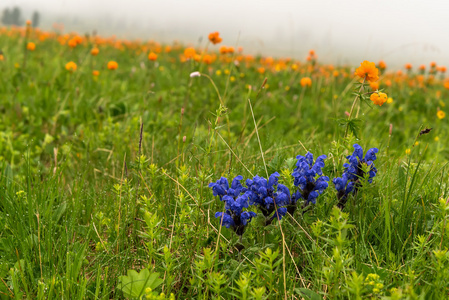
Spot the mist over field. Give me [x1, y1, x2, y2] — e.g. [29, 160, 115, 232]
[3, 0, 449, 68]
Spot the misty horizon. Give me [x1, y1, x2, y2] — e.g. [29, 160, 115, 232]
[2, 0, 449, 69]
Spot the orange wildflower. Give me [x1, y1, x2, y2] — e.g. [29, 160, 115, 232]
[444, 80, 449, 90]
[257, 67, 265, 74]
[92, 70, 100, 76]
[369, 82, 379, 90]
[378, 60, 387, 70]
[300, 77, 312, 87]
[419, 64, 426, 71]
[68, 39, 78, 48]
[405, 63, 412, 70]
[437, 110, 446, 119]
[26, 42, 36, 51]
[0, 54, 4, 61]
[107, 61, 118, 70]
[370, 92, 387, 106]
[65, 61, 77, 72]
[91, 47, 99, 56]
[227, 46, 235, 54]
[148, 52, 158, 61]
[354, 61, 379, 82]
[26, 20, 31, 26]
[430, 61, 437, 68]
[184, 47, 196, 59]
[438, 66, 447, 73]
[208, 32, 222, 45]
[203, 54, 213, 64]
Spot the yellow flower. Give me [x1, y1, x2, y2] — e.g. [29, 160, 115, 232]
[387, 97, 393, 104]
[65, 61, 77, 72]
[355, 60, 379, 82]
[435, 136, 439, 142]
[216, 70, 222, 76]
[437, 110, 446, 119]
[406, 149, 411, 155]
[414, 141, 419, 146]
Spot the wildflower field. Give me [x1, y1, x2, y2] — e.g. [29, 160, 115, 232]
[1, 25, 449, 299]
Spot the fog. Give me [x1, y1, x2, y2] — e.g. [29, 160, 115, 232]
[3, 0, 449, 68]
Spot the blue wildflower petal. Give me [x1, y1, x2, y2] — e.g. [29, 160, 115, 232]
[268, 172, 280, 188]
[365, 148, 379, 161]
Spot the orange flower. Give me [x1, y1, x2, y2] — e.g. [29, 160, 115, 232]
[164, 45, 172, 53]
[257, 67, 265, 74]
[208, 32, 222, 45]
[444, 80, 449, 90]
[369, 81, 379, 90]
[92, 70, 100, 76]
[405, 63, 412, 70]
[354, 61, 379, 82]
[419, 64, 425, 71]
[430, 61, 437, 68]
[26, 42, 36, 51]
[184, 47, 196, 59]
[107, 61, 118, 70]
[437, 110, 446, 119]
[65, 61, 77, 72]
[370, 92, 387, 106]
[68, 39, 77, 48]
[227, 46, 235, 54]
[148, 52, 158, 61]
[309, 49, 315, 56]
[438, 66, 447, 73]
[26, 20, 31, 26]
[300, 77, 312, 87]
[91, 47, 99, 56]
[219, 46, 227, 54]
[378, 60, 387, 70]
[203, 54, 213, 64]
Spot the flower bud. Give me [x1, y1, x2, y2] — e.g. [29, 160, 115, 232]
[190, 71, 201, 78]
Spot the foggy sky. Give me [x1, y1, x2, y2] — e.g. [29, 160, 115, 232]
[4, 0, 449, 68]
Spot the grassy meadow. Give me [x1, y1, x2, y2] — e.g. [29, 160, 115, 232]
[1, 25, 449, 299]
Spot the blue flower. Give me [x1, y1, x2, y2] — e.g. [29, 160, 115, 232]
[208, 175, 246, 200]
[210, 175, 256, 235]
[246, 172, 290, 221]
[333, 144, 379, 209]
[290, 152, 329, 213]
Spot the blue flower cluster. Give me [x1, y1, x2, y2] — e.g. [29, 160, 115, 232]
[246, 172, 290, 224]
[290, 153, 330, 214]
[209, 176, 257, 236]
[210, 145, 379, 235]
[332, 144, 378, 209]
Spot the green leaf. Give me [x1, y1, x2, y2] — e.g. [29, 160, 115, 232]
[295, 288, 323, 300]
[118, 269, 163, 299]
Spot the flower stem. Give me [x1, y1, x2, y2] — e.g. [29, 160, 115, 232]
[344, 78, 366, 138]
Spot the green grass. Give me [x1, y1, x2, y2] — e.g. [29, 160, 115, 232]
[1, 27, 449, 299]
